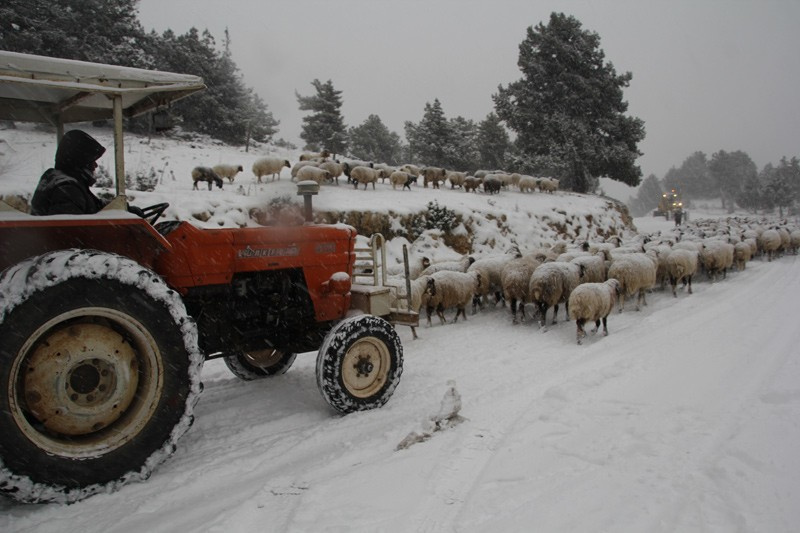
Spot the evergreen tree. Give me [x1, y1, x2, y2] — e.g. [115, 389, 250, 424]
[404, 99, 453, 168]
[0, 0, 153, 68]
[493, 12, 645, 192]
[476, 113, 510, 171]
[708, 150, 757, 212]
[447, 116, 480, 171]
[296, 79, 348, 156]
[737, 170, 763, 213]
[663, 151, 715, 199]
[628, 174, 663, 217]
[348, 115, 403, 164]
[762, 156, 800, 217]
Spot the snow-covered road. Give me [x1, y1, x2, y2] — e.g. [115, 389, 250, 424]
[3, 253, 799, 532]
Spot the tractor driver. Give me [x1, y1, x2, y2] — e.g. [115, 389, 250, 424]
[31, 129, 144, 217]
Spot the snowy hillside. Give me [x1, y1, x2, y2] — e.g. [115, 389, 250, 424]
[2, 125, 800, 532]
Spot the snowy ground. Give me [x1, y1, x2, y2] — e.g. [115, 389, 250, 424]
[2, 126, 799, 532]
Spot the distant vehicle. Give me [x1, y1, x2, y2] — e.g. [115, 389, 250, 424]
[653, 189, 684, 220]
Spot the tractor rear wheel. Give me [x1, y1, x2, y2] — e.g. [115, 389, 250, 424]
[223, 349, 297, 380]
[316, 315, 403, 414]
[0, 250, 203, 503]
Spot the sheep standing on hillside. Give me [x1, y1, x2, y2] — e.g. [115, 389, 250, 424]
[212, 164, 244, 183]
[296, 165, 332, 185]
[446, 171, 466, 189]
[665, 249, 699, 297]
[350, 166, 386, 190]
[483, 176, 501, 194]
[568, 279, 620, 344]
[318, 160, 344, 185]
[468, 245, 522, 311]
[299, 149, 330, 161]
[421, 167, 446, 189]
[528, 261, 584, 328]
[424, 271, 482, 325]
[191, 166, 224, 190]
[538, 177, 559, 193]
[607, 252, 658, 311]
[464, 176, 482, 193]
[253, 157, 291, 182]
[389, 170, 415, 190]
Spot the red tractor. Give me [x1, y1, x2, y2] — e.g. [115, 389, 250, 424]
[0, 52, 411, 503]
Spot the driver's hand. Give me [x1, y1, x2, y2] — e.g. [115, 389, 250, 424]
[128, 205, 146, 217]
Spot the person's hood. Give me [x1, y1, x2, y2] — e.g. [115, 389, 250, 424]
[54, 130, 106, 171]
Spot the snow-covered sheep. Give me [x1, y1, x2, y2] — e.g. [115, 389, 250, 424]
[699, 240, 734, 281]
[538, 177, 559, 193]
[318, 160, 344, 185]
[790, 229, 800, 255]
[421, 166, 446, 189]
[568, 279, 621, 344]
[571, 254, 607, 284]
[296, 165, 332, 185]
[733, 241, 752, 271]
[290, 161, 318, 180]
[607, 252, 658, 312]
[528, 261, 584, 328]
[424, 271, 482, 325]
[468, 245, 522, 311]
[665, 249, 699, 297]
[419, 254, 475, 277]
[500, 255, 543, 324]
[464, 176, 482, 193]
[757, 228, 782, 261]
[399, 164, 421, 178]
[252, 157, 291, 182]
[350, 166, 387, 190]
[389, 170, 416, 190]
[212, 164, 244, 183]
[446, 171, 466, 189]
[299, 150, 329, 161]
[191, 166, 223, 190]
[518, 175, 538, 193]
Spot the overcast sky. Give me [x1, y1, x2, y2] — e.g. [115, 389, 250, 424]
[137, 0, 799, 181]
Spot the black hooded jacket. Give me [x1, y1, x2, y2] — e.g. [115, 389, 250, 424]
[31, 130, 107, 216]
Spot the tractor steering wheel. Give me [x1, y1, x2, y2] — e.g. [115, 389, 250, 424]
[139, 203, 170, 225]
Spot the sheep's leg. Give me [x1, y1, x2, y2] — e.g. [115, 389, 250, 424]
[601, 316, 609, 336]
[495, 290, 505, 307]
[590, 319, 600, 334]
[670, 276, 678, 297]
[552, 303, 559, 325]
[564, 300, 570, 322]
[618, 293, 625, 313]
[510, 298, 519, 324]
[425, 305, 434, 327]
[687, 276, 693, 294]
[436, 305, 447, 325]
[537, 302, 548, 328]
[576, 319, 586, 344]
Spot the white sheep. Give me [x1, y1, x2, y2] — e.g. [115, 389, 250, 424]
[665, 249, 699, 297]
[468, 245, 522, 311]
[299, 149, 329, 161]
[733, 241, 752, 271]
[790, 229, 800, 255]
[424, 270, 482, 325]
[290, 161, 319, 180]
[699, 240, 734, 281]
[419, 254, 475, 277]
[446, 171, 467, 189]
[373, 163, 395, 183]
[212, 164, 244, 183]
[518, 175, 538, 193]
[399, 164, 421, 178]
[421, 166, 446, 189]
[350, 166, 386, 190]
[389, 170, 415, 190]
[252, 157, 291, 182]
[568, 279, 621, 344]
[607, 252, 658, 311]
[500, 255, 543, 324]
[191, 166, 224, 190]
[318, 160, 344, 185]
[538, 177, 559, 193]
[528, 261, 584, 328]
[757, 228, 782, 261]
[571, 254, 607, 284]
[296, 165, 332, 185]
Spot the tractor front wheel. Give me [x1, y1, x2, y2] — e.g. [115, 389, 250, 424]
[223, 349, 297, 380]
[316, 315, 403, 414]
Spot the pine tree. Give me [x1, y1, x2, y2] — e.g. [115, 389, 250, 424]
[762, 157, 800, 217]
[296, 79, 348, 156]
[493, 12, 645, 192]
[628, 174, 663, 217]
[708, 150, 757, 212]
[476, 113, 510, 171]
[348, 115, 403, 164]
[737, 171, 763, 213]
[404, 99, 453, 168]
[663, 151, 715, 199]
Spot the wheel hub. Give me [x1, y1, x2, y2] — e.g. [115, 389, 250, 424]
[341, 337, 390, 399]
[243, 348, 284, 369]
[23, 323, 139, 436]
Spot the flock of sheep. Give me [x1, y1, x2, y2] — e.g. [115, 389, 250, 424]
[388, 216, 800, 345]
[190, 151, 560, 195]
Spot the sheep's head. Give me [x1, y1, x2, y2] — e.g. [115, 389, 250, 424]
[424, 278, 436, 297]
[214, 176, 224, 189]
[237, 165, 244, 172]
[284, 160, 291, 168]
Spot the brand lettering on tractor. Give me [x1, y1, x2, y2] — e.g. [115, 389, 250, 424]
[315, 242, 336, 254]
[238, 245, 299, 258]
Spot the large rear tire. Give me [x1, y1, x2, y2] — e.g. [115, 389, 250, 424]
[0, 250, 203, 503]
[316, 315, 403, 414]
